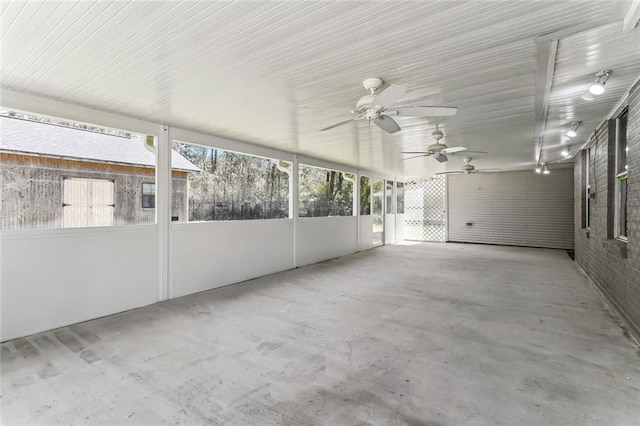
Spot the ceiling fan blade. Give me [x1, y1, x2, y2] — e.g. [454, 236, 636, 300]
[374, 116, 401, 134]
[393, 106, 458, 117]
[401, 154, 430, 161]
[319, 116, 362, 131]
[401, 151, 432, 154]
[449, 150, 488, 156]
[435, 171, 463, 175]
[442, 146, 467, 153]
[370, 84, 407, 110]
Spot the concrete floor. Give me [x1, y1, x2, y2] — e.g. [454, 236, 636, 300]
[2, 243, 639, 425]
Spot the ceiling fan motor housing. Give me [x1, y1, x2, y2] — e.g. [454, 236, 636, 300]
[427, 143, 448, 152]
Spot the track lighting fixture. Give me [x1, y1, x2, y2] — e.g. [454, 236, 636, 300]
[535, 165, 542, 173]
[543, 165, 550, 175]
[582, 70, 611, 100]
[566, 122, 580, 138]
[561, 145, 571, 157]
[581, 91, 596, 101]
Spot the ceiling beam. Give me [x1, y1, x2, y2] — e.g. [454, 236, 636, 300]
[533, 18, 621, 165]
[623, 0, 640, 32]
[533, 39, 558, 165]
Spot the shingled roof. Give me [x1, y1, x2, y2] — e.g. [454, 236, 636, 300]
[0, 116, 199, 172]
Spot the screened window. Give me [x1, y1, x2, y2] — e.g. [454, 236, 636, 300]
[614, 109, 628, 239]
[299, 165, 353, 217]
[396, 182, 405, 214]
[360, 176, 371, 215]
[172, 141, 290, 221]
[0, 111, 158, 230]
[142, 183, 156, 209]
[385, 180, 394, 214]
[372, 179, 384, 245]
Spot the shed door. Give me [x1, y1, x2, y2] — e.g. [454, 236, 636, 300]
[63, 178, 115, 227]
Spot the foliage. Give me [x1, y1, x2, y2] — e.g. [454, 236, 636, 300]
[360, 176, 371, 215]
[299, 165, 353, 217]
[173, 142, 289, 221]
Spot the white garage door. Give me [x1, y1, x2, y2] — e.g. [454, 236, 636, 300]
[447, 169, 574, 249]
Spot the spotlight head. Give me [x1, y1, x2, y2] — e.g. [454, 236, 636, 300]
[566, 122, 580, 138]
[588, 83, 605, 95]
[587, 70, 611, 96]
[543, 167, 550, 175]
[581, 90, 596, 101]
[535, 166, 542, 174]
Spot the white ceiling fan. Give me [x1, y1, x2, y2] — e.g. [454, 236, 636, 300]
[320, 78, 457, 134]
[401, 124, 487, 163]
[436, 157, 499, 175]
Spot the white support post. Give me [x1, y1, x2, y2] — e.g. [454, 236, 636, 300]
[292, 155, 299, 268]
[355, 173, 361, 251]
[157, 125, 171, 301]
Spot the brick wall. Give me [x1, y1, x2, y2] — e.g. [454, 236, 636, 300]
[574, 81, 640, 339]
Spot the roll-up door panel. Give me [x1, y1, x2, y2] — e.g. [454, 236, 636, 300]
[447, 169, 574, 249]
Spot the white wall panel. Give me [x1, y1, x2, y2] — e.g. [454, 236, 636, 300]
[359, 215, 373, 251]
[384, 214, 396, 245]
[395, 214, 405, 242]
[171, 219, 294, 298]
[1, 227, 156, 341]
[447, 169, 574, 249]
[297, 217, 358, 266]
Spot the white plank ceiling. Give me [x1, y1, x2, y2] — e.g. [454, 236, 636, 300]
[2, 0, 639, 177]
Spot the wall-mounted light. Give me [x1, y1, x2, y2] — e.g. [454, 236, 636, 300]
[561, 145, 571, 157]
[582, 70, 611, 100]
[566, 122, 580, 138]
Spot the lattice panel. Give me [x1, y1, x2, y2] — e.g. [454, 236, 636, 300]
[404, 176, 446, 242]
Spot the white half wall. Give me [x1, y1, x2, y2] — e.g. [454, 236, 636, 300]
[384, 214, 396, 245]
[171, 219, 294, 298]
[359, 215, 373, 251]
[1, 226, 157, 342]
[395, 214, 405, 242]
[297, 216, 358, 266]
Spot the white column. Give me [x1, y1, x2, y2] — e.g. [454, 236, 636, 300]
[157, 125, 171, 301]
[292, 155, 299, 268]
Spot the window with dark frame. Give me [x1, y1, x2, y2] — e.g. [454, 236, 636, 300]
[142, 182, 156, 209]
[614, 109, 628, 240]
[581, 148, 591, 229]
